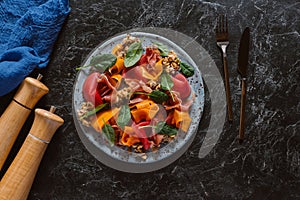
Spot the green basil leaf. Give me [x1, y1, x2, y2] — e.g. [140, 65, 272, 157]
[153, 41, 169, 57]
[155, 121, 178, 136]
[180, 62, 194, 77]
[80, 103, 108, 120]
[148, 90, 169, 104]
[102, 123, 115, 146]
[117, 105, 131, 129]
[160, 72, 174, 91]
[90, 54, 117, 71]
[124, 42, 143, 67]
[133, 90, 169, 104]
[155, 121, 166, 132]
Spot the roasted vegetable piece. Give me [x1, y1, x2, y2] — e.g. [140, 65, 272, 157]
[171, 109, 192, 132]
[109, 57, 125, 75]
[91, 107, 120, 131]
[130, 100, 159, 123]
[82, 72, 103, 106]
[121, 126, 140, 146]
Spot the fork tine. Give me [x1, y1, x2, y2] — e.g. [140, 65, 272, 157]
[219, 15, 222, 33]
[221, 14, 225, 33]
[225, 15, 228, 33]
[215, 16, 220, 34]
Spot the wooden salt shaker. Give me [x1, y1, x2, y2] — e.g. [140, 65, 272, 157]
[0, 106, 64, 200]
[0, 74, 49, 170]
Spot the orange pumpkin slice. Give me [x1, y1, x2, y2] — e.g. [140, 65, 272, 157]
[121, 126, 140, 146]
[171, 109, 192, 132]
[109, 57, 125, 75]
[130, 100, 159, 123]
[91, 107, 120, 131]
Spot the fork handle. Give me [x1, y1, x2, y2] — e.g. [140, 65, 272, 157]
[239, 79, 246, 143]
[222, 55, 233, 122]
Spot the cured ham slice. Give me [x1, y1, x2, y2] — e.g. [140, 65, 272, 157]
[141, 59, 163, 81]
[125, 78, 152, 93]
[131, 121, 151, 150]
[123, 65, 147, 83]
[171, 73, 191, 99]
[82, 72, 103, 106]
[82, 72, 119, 105]
[138, 47, 161, 67]
[164, 93, 195, 112]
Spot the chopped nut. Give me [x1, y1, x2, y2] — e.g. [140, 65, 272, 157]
[155, 84, 161, 90]
[77, 102, 94, 127]
[81, 119, 90, 127]
[146, 80, 158, 89]
[116, 87, 132, 101]
[162, 50, 180, 73]
[77, 102, 96, 127]
[171, 62, 180, 71]
[152, 146, 159, 152]
[165, 66, 176, 74]
[168, 50, 177, 60]
[111, 34, 140, 58]
[141, 154, 147, 160]
[134, 144, 145, 153]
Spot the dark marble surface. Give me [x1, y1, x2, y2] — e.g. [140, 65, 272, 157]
[0, 0, 299, 199]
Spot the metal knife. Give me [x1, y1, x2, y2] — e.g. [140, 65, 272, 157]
[237, 27, 250, 143]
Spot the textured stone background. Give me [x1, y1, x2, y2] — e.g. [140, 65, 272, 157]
[0, 0, 299, 199]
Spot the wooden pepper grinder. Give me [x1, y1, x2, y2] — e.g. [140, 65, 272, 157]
[0, 106, 64, 200]
[0, 74, 49, 170]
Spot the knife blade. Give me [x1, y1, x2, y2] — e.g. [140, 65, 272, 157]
[237, 27, 250, 143]
[238, 27, 250, 78]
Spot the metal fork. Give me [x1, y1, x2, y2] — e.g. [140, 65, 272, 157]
[216, 14, 233, 122]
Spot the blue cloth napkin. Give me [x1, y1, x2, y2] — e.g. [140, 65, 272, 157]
[0, 0, 70, 96]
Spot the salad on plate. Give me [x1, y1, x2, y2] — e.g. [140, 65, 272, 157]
[77, 35, 196, 158]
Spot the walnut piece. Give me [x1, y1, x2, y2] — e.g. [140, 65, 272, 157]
[112, 34, 140, 58]
[162, 50, 180, 74]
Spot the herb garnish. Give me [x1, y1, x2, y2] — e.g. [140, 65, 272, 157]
[117, 105, 131, 129]
[139, 121, 178, 136]
[80, 103, 108, 120]
[124, 42, 143, 67]
[134, 90, 169, 104]
[160, 72, 174, 90]
[153, 41, 169, 57]
[156, 121, 178, 136]
[180, 62, 194, 77]
[102, 122, 115, 146]
[160, 71, 175, 101]
[90, 54, 117, 72]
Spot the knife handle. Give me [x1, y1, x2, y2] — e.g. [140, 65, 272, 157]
[0, 75, 49, 170]
[223, 56, 233, 122]
[0, 107, 64, 200]
[239, 79, 247, 143]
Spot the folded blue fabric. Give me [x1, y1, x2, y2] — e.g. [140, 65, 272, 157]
[0, 0, 70, 96]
